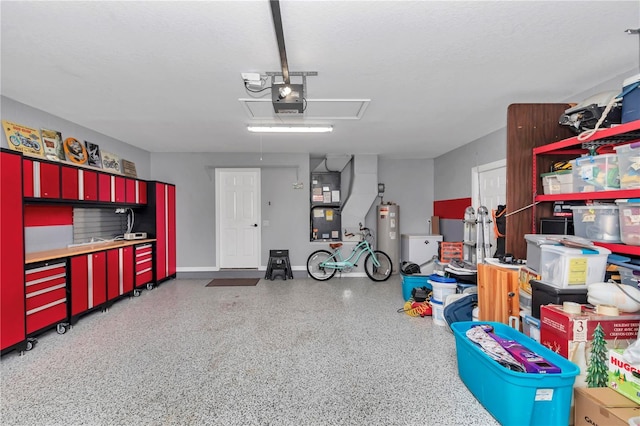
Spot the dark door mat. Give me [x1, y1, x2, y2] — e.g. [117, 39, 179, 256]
[205, 278, 260, 287]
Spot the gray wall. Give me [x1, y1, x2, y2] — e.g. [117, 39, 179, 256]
[1, 96, 151, 178]
[150, 152, 311, 269]
[433, 70, 636, 200]
[373, 157, 436, 236]
[433, 127, 506, 201]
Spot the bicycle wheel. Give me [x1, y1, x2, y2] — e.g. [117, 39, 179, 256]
[364, 250, 392, 282]
[306, 250, 337, 281]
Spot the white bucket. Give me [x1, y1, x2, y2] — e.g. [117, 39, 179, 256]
[431, 299, 446, 326]
[429, 280, 458, 303]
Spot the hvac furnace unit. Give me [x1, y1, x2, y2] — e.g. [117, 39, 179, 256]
[377, 204, 399, 274]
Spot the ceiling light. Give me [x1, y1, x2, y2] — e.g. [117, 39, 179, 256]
[247, 125, 333, 133]
[278, 85, 292, 99]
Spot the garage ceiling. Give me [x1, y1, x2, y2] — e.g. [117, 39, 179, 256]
[1, 1, 639, 158]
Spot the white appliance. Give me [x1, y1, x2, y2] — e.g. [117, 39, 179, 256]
[401, 234, 443, 273]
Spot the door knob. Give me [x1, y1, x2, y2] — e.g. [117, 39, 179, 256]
[252, 224, 258, 227]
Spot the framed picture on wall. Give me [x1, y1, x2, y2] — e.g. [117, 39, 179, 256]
[40, 128, 65, 161]
[84, 141, 102, 168]
[2, 120, 44, 157]
[101, 150, 121, 173]
[121, 159, 137, 177]
[63, 137, 88, 165]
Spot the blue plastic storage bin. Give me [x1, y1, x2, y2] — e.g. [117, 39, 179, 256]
[451, 321, 579, 426]
[400, 273, 431, 301]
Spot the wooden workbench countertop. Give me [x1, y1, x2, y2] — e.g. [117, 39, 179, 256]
[25, 239, 156, 264]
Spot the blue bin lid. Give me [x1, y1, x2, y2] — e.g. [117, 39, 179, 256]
[428, 274, 456, 283]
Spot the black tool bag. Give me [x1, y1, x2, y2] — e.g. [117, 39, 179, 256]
[401, 261, 421, 275]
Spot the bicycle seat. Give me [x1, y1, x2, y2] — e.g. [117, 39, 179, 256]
[329, 243, 343, 249]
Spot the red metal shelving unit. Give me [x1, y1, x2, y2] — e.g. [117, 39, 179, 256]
[531, 120, 640, 257]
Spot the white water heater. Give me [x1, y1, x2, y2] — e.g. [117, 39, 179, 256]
[377, 204, 399, 274]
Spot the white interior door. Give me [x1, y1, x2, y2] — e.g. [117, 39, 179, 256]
[472, 159, 506, 256]
[215, 168, 261, 268]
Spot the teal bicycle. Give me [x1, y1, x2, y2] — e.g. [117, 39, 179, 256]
[306, 225, 392, 281]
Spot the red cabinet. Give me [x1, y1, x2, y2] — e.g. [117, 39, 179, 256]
[61, 166, 98, 202]
[124, 179, 147, 205]
[106, 247, 134, 301]
[98, 173, 111, 202]
[25, 261, 67, 335]
[125, 178, 136, 204]
[70, 252, 107, 317]
[23, 158, 60, 199]
[1, 150, 26, 352]
[134, 244, 154, 289]
[152, 182, 176, 282]
[138, 180, 147, 205]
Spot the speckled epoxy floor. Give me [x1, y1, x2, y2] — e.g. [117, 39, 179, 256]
[1, 276, 499, 426]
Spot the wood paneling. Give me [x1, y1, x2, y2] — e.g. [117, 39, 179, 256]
[506, 104, 574, 259]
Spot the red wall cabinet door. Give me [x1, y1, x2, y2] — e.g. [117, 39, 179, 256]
[82, 170, 98, 201]
[70, 252, 107, 316]
[22, 158, 60, 199]
[107, 247, 134, 300]
[62, 167, 98, 202]
[25, 261, 67, 335]
[137, 180, 147, 205]
[1, 151, 26, 351]
[125, 178, 136, 204]
[114, 176, 125, 203]
[62, 165, 80, 200]
[98, 173, 112, 202]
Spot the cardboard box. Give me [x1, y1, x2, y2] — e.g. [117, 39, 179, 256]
[609, 348, 640, 405]
[574, 386, 640, 426]
[540, 304, 640, 358]
[518, 265, 540, 295]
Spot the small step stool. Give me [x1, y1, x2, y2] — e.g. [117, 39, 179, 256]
[265, 249, 293, 280]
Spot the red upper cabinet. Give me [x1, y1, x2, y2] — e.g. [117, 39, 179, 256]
[82, 170, 98, 201]
[125, 178, 136, 204]
[1, 150, 26, 351]
[61, 166, 98, 202]
[62, 165, 80, 200]
[138, 180, 147, 205]
[114, 176, 125, 203]
[98, 173, 112, 202]
[22, 158, 60, 199]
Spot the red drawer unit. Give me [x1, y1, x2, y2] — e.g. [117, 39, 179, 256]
[135, 244, 154, 289]
[25, 261, 68, 335]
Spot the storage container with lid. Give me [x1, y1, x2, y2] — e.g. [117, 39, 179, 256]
[614, 142, 640, 189]
[538, 244, 611, 288]
[616, 198, 640, 246]
[524, 234, 594, 273]
[540, 170, 573, 194]
[570, 154, 620, 192]
[570, 204, 621, 243]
